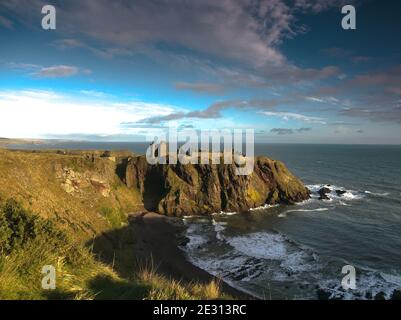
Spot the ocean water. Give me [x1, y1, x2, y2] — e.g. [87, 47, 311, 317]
[9, 142, 401, 299]
[183, 144, 401, 299]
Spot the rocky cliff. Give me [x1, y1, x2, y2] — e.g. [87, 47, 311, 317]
[0, 148, 310, 222]
[121, 155, 310, 216]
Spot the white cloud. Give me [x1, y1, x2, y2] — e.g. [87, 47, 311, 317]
[261, 111, 326, 124]
[6, 62, 89, 78]
[306, 97, 325, 102]
[305, 96, 352, 108]
[7, 62, 41, 70]
[35, 65, 79, 78]
[306, 96, 341, 104]
[0, 90, 177, 138]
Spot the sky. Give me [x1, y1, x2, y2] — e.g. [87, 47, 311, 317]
[0, 0, 401, 144]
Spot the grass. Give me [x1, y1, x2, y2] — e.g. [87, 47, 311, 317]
[0, 199, 114, 299]
[99, 207, 127, 229]
[138, 263, 227, 300]
[0, 199, 229, 300]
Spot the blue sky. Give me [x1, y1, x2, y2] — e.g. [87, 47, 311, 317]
[0, 0, 400, 143]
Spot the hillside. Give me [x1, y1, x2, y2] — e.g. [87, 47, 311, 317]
[0, 148, 142, 240]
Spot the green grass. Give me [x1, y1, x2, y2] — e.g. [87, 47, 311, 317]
[0, 199, 115, 299]
[99, 207, 127, 229]
[138, 266, 228, 300]
[0, 199, 229, 300]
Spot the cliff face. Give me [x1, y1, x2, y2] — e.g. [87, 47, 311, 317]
[122, 155, 310, 216]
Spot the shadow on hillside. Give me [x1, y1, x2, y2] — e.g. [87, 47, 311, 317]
[143, 169, 165, 212]
[87, 213, 186, 280]
[87, 213, 249, 299]
[42, 275, 149, 300]
[88, 218, 144, 279]
[43, 289, 76, 300]
[86, 275, 149, 300]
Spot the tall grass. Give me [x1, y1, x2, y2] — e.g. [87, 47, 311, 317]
[99, 207, 127, 229]
[137, 261, 228, 300]
[0, 199, 114, 299]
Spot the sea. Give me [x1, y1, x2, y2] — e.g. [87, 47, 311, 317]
[8, 142, 401, 299]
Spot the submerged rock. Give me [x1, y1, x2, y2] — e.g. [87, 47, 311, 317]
[316, 289, 331, 300]
[121, 154, 310, 217]
[335, 190, 347, 196]
[318, 187, 331, 200]
[374, 291, 386, 300]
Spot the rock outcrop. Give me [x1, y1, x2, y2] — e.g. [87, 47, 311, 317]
[55, 165, 111, 197]
[335, 190, 347, 196]
[120, 155, 310, 216]
[318, 187, 331, 200]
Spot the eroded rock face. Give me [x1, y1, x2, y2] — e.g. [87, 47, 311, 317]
[55, 165, 111, 197]
[122, 155, 310, 217]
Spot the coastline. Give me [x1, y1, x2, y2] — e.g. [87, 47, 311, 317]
[0, 146, 309, 299]
[92, 211, 254, 299]
[2, 145, 401, 299]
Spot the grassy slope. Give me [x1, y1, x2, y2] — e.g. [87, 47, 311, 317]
[0, 148, 228, 300]
[0, 148, 142, 239]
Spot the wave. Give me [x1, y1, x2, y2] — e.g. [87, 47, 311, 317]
[184, 251, 265, 299]
[307, 184, 364, 201]
[364, 190, 390, 197]
[249, 204, 279, 211]
[278, 207, 329, 218]
[227, 232, 322, 273]
[214, 230, 322, 277]
[182, 219, 324, 297]
[212, 219, 227, 241]
[212, 210, 239, 216]
[183, 215, 209, 223]
[212, 204, 279, 215]
[226, 232, 288, 260]
[183, 223, 209, 251]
